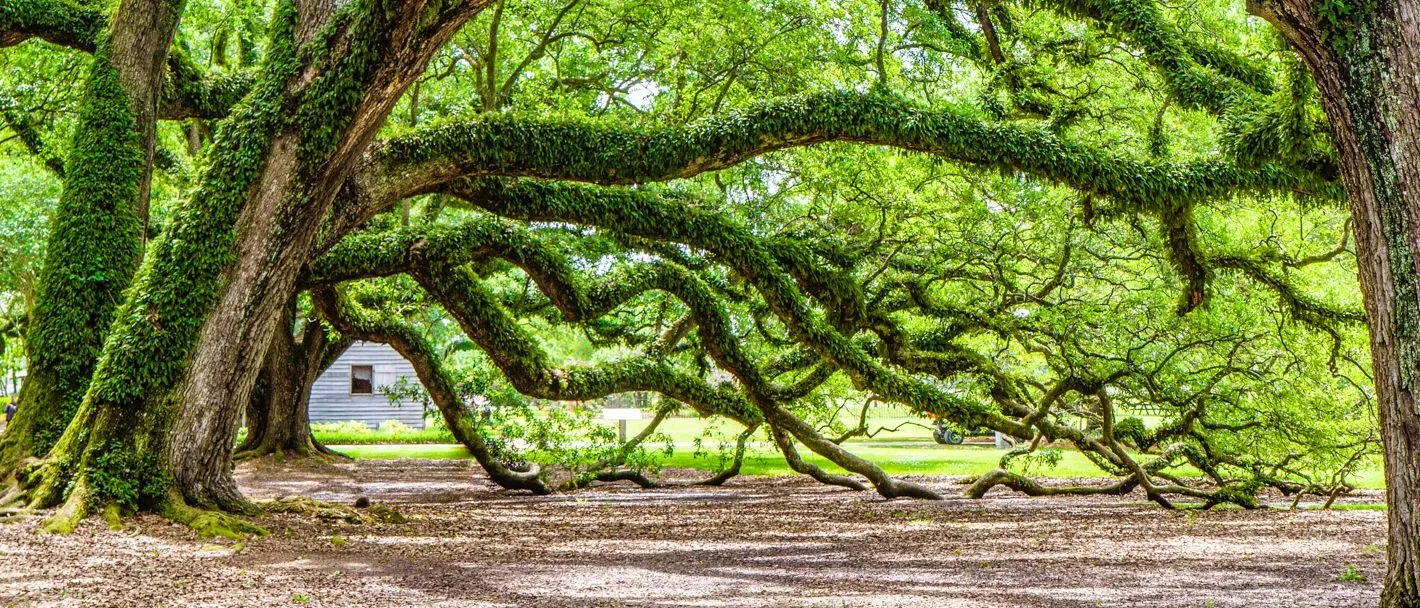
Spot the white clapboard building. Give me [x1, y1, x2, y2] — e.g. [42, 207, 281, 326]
[307, 341, 428, 429]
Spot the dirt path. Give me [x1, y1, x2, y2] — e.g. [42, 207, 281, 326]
[0, 458, 1385, 607]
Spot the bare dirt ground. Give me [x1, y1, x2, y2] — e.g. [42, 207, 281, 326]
[0, 458, 1386, 607]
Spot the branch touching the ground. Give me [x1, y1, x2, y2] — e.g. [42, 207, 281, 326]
[964, 469, 1138, 498]
[695, 424, 758, 486]
[770, 425, 868, 492]
[312, 285, 554, 495]
[314, 212, 944, 498]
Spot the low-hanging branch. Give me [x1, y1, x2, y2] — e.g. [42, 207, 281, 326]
[312, 214, 947, 497]
[314, 186, 1353, 506]
[443, 179, 1022, 434]
[311, 285, 553, 495]
[412, 256, 950, 498]
[431, 179, 1354, 505]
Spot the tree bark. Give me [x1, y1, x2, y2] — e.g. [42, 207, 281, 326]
[1249, 2, 1420, 605]
[165, 0, 486, 511]
[233, 299, 349, 461]
[18, 1, 489, 528]
[0, 0, 183, 476]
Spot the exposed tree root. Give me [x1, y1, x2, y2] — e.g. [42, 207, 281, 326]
[15, 457, 67, 511]
[40, 478, 90, 534]
[160, 491, 267, 540]
[263, 496, 408, 524]
[101, 503, 124, 531]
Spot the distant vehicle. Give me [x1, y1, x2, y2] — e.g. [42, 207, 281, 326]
[931, 420, 990, 445]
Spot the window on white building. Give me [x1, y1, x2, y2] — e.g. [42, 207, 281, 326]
[351, 365, 374, 394]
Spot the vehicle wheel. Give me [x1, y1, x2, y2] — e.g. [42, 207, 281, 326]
[944, 430, 965, 445]
[932, 428, 948, 445]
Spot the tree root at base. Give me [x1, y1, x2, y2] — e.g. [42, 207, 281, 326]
[262, 496, 408, 524]
[160, 491, 268, 540]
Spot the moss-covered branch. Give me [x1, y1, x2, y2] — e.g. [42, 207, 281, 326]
[0, 0, 102, 51]
[413, 260, 761, 424]
[347, 90, 1333, 232]
[1025, 0, 1272, 112]
[160, 52, 254, 120]
[0, 97, 65, 176]
[311, 285, 552, 494]
[1210, 254, 1367, 327]
[445, 179, 1022, 432]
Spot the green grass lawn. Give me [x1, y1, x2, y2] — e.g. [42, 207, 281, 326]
[333, 441, 1113, 478]
[323, 410, 1386, 489]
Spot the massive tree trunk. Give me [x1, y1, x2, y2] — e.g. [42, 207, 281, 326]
[0, 0, 183, 475]
[233, 299, 349, 461]
[165, 0, 484, 512]
[1249, 2, 1420, 605]
[19, 0, 488, 530]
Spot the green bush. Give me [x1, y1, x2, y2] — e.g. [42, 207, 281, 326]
[309, 420, 455, 445]
[1114, 417, 1150, 450]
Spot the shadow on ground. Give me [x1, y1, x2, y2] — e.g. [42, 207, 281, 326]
[0, 458, 1385, 607]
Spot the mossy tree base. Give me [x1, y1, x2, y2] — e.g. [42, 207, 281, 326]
[160, 491, 268, 540]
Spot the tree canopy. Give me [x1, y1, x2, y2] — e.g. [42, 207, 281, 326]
[0, 0, 1394, 561]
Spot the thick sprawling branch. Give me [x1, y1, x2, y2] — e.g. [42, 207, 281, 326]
[1026, 0, 1271, 112]
[340, 91, 1333, 238]
[965, 468, 1138, 498]
[314, 213, 950, 496]
[0, 0, 102, 51]
[444, 179, 1023, 433]
[311, 285, 552, 494]
[414, 261, 761, 423]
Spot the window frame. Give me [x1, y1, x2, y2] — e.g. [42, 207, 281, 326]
[350, 364, 374, 394]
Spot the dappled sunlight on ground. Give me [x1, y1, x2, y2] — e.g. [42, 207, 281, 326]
[0, 458, 1385, 607]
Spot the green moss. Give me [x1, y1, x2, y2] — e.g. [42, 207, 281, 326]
[162, 497, 268, 539]
[380, 90, 1337, 211]
[100, 502, 124, 530]
[451, 179, 1010, 428]
[161, 51, 254, 119]
[0, 0, 104, 51]
[18, 41, 146, 458]
[88, 446, 170, 513]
